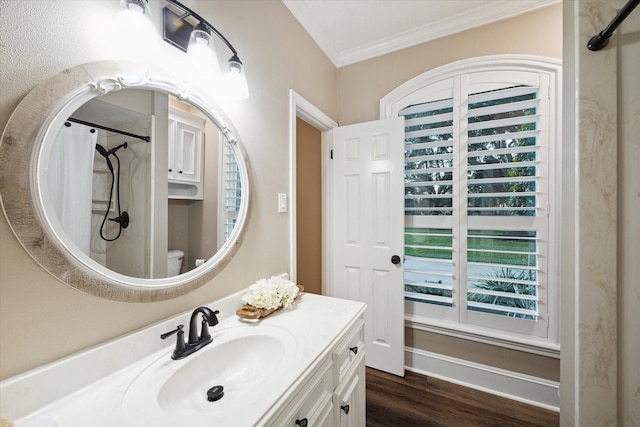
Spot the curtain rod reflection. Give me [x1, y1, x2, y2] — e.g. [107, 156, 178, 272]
[65, 117, 151, 142]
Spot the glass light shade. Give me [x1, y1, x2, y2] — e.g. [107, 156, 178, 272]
[117, 0, 156, 61]
[121, 0, 152, 18]
[225, 58, 249, 100]
[187, 29, 221, 81]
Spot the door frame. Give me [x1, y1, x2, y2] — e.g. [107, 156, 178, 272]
[288, 90, 337, 293]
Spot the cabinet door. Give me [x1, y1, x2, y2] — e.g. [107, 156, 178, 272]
[334, 356, 366, 427]
[173, 120, 202, 183]
[167, 117, 177, 180]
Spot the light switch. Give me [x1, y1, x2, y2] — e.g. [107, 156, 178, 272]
[278, 193, 288, 213]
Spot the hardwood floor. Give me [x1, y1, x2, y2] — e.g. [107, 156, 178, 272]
[366, 368, 559, 427]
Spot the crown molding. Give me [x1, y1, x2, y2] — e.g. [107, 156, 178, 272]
[283, 0, 561, 68]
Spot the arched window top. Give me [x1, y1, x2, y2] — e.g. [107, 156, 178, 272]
[380, 55, 561, 119]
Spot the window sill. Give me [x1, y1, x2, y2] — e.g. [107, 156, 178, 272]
[405, 313, 560, 359]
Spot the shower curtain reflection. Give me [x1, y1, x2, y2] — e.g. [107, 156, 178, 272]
[74, 94, 156, 279]
[48, 122, 97, 254]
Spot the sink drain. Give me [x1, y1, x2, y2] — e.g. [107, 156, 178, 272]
[207, 385, 224, 402]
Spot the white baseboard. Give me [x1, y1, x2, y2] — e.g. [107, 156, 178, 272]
[405, 346, 560, 412]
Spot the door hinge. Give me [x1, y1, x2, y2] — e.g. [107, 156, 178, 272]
[330, 149, 333, 159]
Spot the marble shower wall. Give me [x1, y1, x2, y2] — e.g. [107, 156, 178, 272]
[577, 2, 618, 424]
[564, 0, 640, 425]
[617, 0, 640, 423]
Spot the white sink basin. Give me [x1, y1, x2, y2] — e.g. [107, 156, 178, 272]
[122, 324, 297, 426]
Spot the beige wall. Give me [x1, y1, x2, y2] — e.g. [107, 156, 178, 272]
[337, 4, 562, 126]
[295, 118, 322, 295]
[0, 0, 336, 379]
[406, 330, 560, 380]
[337, 4, 563, 381]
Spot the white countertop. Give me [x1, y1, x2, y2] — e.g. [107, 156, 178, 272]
[0, 290, 366, 427]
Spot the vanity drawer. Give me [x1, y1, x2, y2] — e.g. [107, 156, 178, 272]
[333, 351, 366, 427]
[332, 318, 365, 385]
[313, 397, 334, 427]
[270, 357, 334, 427]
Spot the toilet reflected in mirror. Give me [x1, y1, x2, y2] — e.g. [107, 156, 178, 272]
[167, 249, 184, 276]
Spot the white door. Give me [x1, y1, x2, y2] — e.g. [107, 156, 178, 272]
[330, 117, 405, 376]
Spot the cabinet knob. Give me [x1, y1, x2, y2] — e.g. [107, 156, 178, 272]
[350, 346, 358, 355]
[341, 404, 350, 414]
[168, 168, 172, 172]
[179, 170, 183, 174]
[295, 418, 308, 427]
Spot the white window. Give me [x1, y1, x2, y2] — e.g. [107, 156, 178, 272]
[382, 56, 561, 350]
[218, 139, 242, 247]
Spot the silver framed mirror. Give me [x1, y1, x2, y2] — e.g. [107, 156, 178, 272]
[0, 61, 251, 302]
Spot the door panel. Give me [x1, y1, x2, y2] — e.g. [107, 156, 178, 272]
[331, 117, 405, 376]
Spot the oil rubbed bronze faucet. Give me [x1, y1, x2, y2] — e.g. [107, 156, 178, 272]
[160, 307, 220, 360]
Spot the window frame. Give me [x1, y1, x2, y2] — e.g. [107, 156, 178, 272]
[217, 133, 242, 249]
[380, 55, 561, 355]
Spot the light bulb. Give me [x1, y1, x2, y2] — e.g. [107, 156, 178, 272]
[121, 0, 152, 18]
[187, 27, 221, 82]
[117, 0, 157, 62]
[225, 57, 249, 100]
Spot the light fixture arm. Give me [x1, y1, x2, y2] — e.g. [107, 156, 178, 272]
[166, 0, 239, 58]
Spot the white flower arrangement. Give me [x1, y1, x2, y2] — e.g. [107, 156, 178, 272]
[242, 276, 300, 310]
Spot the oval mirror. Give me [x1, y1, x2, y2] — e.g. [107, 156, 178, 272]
[0, 61, 251, 302]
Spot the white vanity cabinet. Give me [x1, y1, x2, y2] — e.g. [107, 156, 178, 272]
[268, 317, 366, 427]
[0, 292, 367, 427]
[167, 108, 205, 199]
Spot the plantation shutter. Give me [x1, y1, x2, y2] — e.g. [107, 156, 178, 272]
[402, 97, 456, 319]
[464, 85, 544, 327]
[220, 141, 241, 243]
[466, 85, 540, 217]
[402, 70, 551, 338]
[403, 98, 454, 216]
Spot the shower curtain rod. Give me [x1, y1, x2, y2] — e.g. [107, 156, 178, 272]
[587, 0, 640, 51]
[65, 117, 151, 142]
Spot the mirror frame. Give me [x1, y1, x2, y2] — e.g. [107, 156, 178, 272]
[0, 61, 251, 302]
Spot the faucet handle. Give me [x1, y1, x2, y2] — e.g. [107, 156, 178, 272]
[160, 324, 184, 340]
[161, 325, 186, 359]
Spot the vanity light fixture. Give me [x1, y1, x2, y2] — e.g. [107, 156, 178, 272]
[163, 0, 249, 100]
